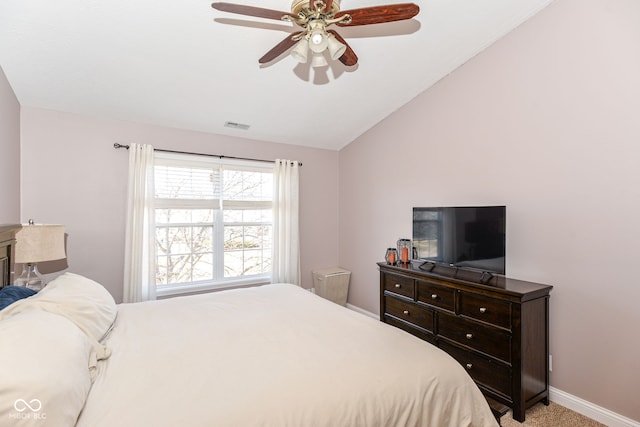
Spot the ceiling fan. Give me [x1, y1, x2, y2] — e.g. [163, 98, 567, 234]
[211, 0, 419, 67]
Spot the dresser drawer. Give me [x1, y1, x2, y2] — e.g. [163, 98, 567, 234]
[382, 273, 414, 299]
[439, 341, 511, 399]
[438, 312, 511, 363]
[416, 280, 455, 311]
[385, 296, 434, 332]
[384, 315, 436, 344]
[459, 291, 511, 329]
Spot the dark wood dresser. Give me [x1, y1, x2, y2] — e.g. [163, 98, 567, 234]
[378, 261, 552, 422]
[0, 224, 20, 288]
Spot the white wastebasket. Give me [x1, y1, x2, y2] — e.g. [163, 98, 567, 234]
[312, 267, 351, 306]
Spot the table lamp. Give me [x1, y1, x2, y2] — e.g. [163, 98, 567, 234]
[14, 220, 66, 291]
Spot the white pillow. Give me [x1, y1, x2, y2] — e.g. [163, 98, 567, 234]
[0, 310, 94, 426]
[2, 273, 117, 342]
[0, 273, 117, 380]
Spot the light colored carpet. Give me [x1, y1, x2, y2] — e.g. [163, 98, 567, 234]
[500, 402, 606, 426]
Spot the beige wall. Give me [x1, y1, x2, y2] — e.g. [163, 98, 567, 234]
[0, 66, 20, 223]
[338, 0, 640, 421]
[20, 107, 340, 303]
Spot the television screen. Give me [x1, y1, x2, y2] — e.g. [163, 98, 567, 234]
[412, 206, 506, 274]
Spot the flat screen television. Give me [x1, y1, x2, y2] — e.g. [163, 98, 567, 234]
[412, 206, 506, 274]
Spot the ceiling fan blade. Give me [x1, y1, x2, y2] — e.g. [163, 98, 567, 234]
[336, 3, 419, 26]
[327, 30, 358, 66]
[324, 0, 334, 14]
[212, 2, 296, 21]
[259, 32, 303, 64]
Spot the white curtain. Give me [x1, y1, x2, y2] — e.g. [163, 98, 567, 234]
[272, 159, 300, 285]
[123, 143, 156, 303]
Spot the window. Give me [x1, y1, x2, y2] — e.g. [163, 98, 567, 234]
[153, 152, 273, 295]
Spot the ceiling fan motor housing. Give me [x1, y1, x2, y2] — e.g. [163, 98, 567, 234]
[291, 0, 340, 16]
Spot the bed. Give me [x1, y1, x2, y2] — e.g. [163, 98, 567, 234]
[0, 273, 499, 427]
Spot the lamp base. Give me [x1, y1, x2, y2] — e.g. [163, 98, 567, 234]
[14, 263, 46, 291]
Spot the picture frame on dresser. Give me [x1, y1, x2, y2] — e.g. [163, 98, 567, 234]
[378, 261, 552, 422]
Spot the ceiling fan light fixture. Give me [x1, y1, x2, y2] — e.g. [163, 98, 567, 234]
[308, 22, 328, 54]
[326, 34, 346, 60]
[291, 39, 309, 63]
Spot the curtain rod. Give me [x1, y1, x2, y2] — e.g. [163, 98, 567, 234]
[113, 143, 302, 167]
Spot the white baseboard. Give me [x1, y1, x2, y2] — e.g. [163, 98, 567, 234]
[550, 387, 639, 427]
[346, 303, 377, 319]
[345, 304, 639, 427]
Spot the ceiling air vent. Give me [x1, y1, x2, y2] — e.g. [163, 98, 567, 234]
[224, 121, 250, 130]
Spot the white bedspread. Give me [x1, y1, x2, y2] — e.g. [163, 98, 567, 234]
[77, 284, 498, 427]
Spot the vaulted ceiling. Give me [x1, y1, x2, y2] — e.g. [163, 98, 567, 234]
[0, 0, 553, 150]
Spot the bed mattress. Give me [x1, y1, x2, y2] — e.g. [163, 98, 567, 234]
[75, 283, 497, 427]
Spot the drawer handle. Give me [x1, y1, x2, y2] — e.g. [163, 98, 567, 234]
[431, 294, 438, 300]
[395, 284, 401, 288]
[479, 307, 487, 314]
[403, 310, 410, 315]
[465, 333, 473, 339]
[465, 363, 473, 370]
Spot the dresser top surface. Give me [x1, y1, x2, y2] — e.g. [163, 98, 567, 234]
[0, 224, 20, 242]
[378, 262, 553, 299]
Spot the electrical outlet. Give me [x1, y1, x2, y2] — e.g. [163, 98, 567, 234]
[549, 355, 553, 372]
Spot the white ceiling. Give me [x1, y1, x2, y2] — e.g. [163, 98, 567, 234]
[0, 0, 553, 151]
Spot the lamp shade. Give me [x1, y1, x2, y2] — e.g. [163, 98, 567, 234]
[311, 53, 328, 68]
[308, 21, 328, 54]
[15, 224, 66, 263]
[326, 34, 346, 60]
[291, 39, 309, 63]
